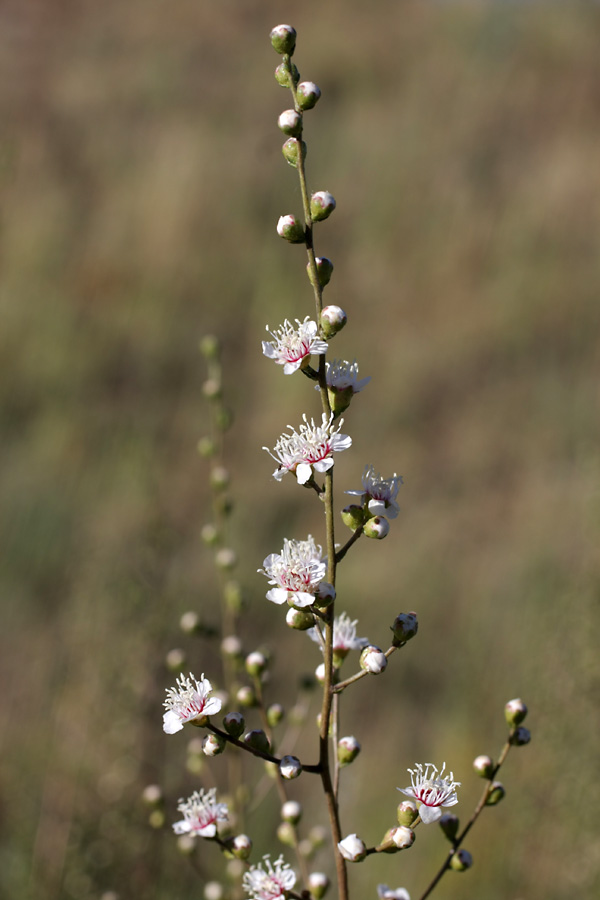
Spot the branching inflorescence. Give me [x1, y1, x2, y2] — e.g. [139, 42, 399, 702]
[153, 24, 531, 900]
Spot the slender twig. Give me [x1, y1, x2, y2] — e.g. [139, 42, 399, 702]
[206, 722, 321, 773]
[335, 526, 364, 564]
[333, 646, 398, 693]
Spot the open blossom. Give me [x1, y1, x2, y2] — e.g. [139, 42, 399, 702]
[243, 854, 296, 900]
[262, 317, 328, 374]
[264, 413, 352, 484]
[397, 762, 461, 824]
[163, 673, 222, 734]
[259, 535, 326, 607]
[346, 464, 403, 519]
[172, 788, 228, 838]
[308, 612, 369, 657]
[320, 358, 370, 393]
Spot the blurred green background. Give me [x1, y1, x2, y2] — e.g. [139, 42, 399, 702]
[1, 1, 599, 899]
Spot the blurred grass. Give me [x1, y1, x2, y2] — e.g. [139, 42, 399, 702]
[1, 1, 599, 899]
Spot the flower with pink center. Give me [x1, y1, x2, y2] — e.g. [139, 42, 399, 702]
[163, 673, 222, 734]
[243, 854, 296, 900]
[172, 787, 229, 838]
[321, 358, 370, 393]
[262, 317, 328, 374]
[346, 464, 403, 519]
[397, 762, 460, 824]
[264, 413, 352, 484]
[259, 535, 326, 608]
[307, 612, 369, 660]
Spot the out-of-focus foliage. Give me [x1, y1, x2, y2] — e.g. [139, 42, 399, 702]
[1, 1, 599, 899]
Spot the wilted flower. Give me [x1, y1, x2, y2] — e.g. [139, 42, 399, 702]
[262, 317, 328, 374]
[243, 854, 296, 900]
[397, 763, 460, 824]
[172, 788, 228, 838]
[163, 673, 222, 734]
[264, 413, 351, 484]
[259, 535, 326, 607]
[346, 465, 402, 519]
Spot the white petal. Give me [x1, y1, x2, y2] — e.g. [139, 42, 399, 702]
[331, 433, 352, 451]
[273, 467, 287, 481]
[419, 805, 443, 824]
[201, 696, 222, 716]
[172, 819, 192, 834]
[262, 342, 278, 359]
[296, 462, 312, 484]
[197, 823, 217, 838]
[397, 786, 416, 800]
[291, 591, 315, 608]
[283, 359, 303, 374]
[312, 458, 334, 474]
[368, 499, 387, 517]
[163, 710, 183, 734]
[267, 587, 289, 605]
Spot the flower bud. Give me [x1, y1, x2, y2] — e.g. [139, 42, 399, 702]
[310, 256, 334, 287]
[277, 822, 296, 846]
[309, 825, 327, 849]
[274, 61, 299, 88]
[391, 611, 419, 645]
[216, 406, 233, 431]
[165, 648, 186, 671]
[270, 24, 296, 56]
[221, 634, 243, 659]
[204, 882, 224, 900]
[200, 334, 220, 359]
[509, 726, 531, 746]
[277, 214, 305, 243]
[243, 729, 271, 754]
[363, 516, 390, 539]
[337, 735, 361, 766]
[266, 702, 285, 728]
[320, 305, 347, 338]
[281, 800, 302, 824]
[280, 755, 302, 780]
[397, 800, 418, 827]
[278, 109, 302, 138]
[473, 754, 494, 778]
[392, 826, 415, 849]
[197, 436, 217, 458]
[236, 685, 257, 707]
[202, 733, 226, 757]
[282, 137, 306, 168]
[486, 781, 505, 806]
[310, 191, 336, 222]
[341, 504, 365, 531]
[449, 849, 473, 872]
[315, 581, 336, 608]
[286, 607, 315, 630]
[315, 662, 326, 683]
[230, 834, 252, 860]
[201, 523, 219, 546]
[297, 81, 321, 110]
[337, 834, 366, 862]
[360, 645, 387, 674]
[210, 466, 230, 490]
[215, 548, 237, 571]
[142, 784, 163, 806]
[439, 812, 459, 841]
[245, 651, 268, 677]
[505, 698, 528, 727]
[308, 872, 329, 899]
[202, 378, 221, 399]
[223, 711, 245, 738]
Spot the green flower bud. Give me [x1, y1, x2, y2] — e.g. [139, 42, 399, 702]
[275, 61, 299, 88]
[328, 385, 355, 417]
[376, 828, 401, 854]
[486, 781, 505, 805]
[197, 436, 217, 457]
[224, 580, 243, 613]
[439, 812, 459, 841]
[210, 466, 230, 490]
[320, 305, 347, 338]
[391, 611, 419, 645]
[337, 735, 361, 766]
[281, 800, 302, 824]
[310, 190, 336, 222]
[308, 872, 329, 899]
[286, 607, 315, 630]
[277, 821, 296, 846]
[449, 849, 473, 872]
[277, 214, 305, 243]
[310, 256, 334, 287]
[341, 504, 365, 531]
[282, 137, 307, 168]
[278, 109, 302, 138]
[363, 516, 390, 539]
[202, 733, 226, 757]
[297, 81, 321, 110]
[309, 825, 327, 849]
[199, 335, 220, 359]
[148, 808, 165, 829]
[245, 651, 268, 677]
[223, 712, 245, 738]
[165, 648, 186, 672]
[216, 406, 233, 431]
[505, 698, 528, 727]
[270, 24, 296, 56]
[509, 726, 531, 746]
[473, 754, 494, 778]
[243, 729, 271, 754]
[201, 523, 219, 546]
[266, 702, 285, 728]
[397, 800, 418, 827]
[229, 834, 252, 860]
[236, 685, 257, 707]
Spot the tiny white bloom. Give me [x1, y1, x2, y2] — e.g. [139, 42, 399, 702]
[264, 413, 351, 484]
[172, 788, 229, 838]
[337, 833, 366, 862]
[259, 535, 326, 607]
[262, 317, 328, 374]
[378, 886, 410, 900]
[346, 464, 403, 519]
[319, 358, 371, 393]
[307, 611, 369, 656]
[163, 672, 222, 734]
[397, 762, 461, 825]
[243, 854, 296, 900]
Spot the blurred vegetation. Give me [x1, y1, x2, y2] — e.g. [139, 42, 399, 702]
[1, 1, 599, 899]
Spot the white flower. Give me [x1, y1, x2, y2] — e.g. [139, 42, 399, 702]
[307, 612, 369, 656]
[378, 886, 410, 900]
[262, 317, 328, 374]
[259, 535, 326, 607]
[163, 673, 222, 734]
[397, 762, 461, 825]
[337, 833, 366, 862]
[172, 788, 229, 838]
[243, 854, 296, 900]
[320, 358, 371, 393]
[264, 413, 352, 484]
[346, 464, 403, 519]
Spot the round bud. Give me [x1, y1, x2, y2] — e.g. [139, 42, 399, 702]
[270, 24, 297, 56]
[280, 755, 302, 780]
[221, 634, 243, 658]
[315, 662, 326, 683]
[236, 685, 257, 707]
[277, 214, 305, 243]
[505, 698, 528, 727]
[310, 191, 336, 222]
[243, 729, 271, 754]
[363, 516, 390, 540]
[223, 711, 245, 738]
[509, 726, 531, 746]
[377, 828, 401, 854]
[197, 436, 217, 458]
[202, 733, 226, 757]
[391, 611, 419, 645]
[320, 305, 347, 338]
[297, 81, 321, 110]
[277, 822, 296, 846]
[337, 834, 366, 862]
[210, 466, 230, 490]
[230, 834, 252, 860]
[282, 800, 302, 824]
[337, 735, 361, 766]
[180, 610, 201, 634]
[392, 826, 415, 850]
[486, 781, 505, 806]
[201, 523, 219, 546]
[202, 378, 221, 399]
[439, 812, 459, 841]
[148, 808, 165, 828]
[397, 800, 418, 827]
[286, 607, 315, 630]
[309, 825, 327, 849]
[274, 61, 300, 88]
[311, 256, 334, 287]
[449, 849, 473, 872]
[341, 504, 365, 531]
[165, 648, 185, 672]
[278, 109, 302, 138]
[359, 645, 387, 674]
[215, 548, 237, 571]
[266, 702, 285, 728]
[199, 335, 220, 359]
[142, 784, 163, 806]
[473, 754, 494, 778]
[245, 651, 268, 677]
[282, 137, 306, 169]
[204, 882, 224, 900]
[308, 872, 329, 899]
